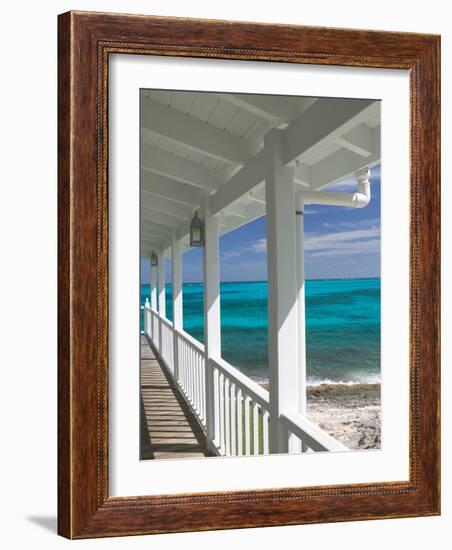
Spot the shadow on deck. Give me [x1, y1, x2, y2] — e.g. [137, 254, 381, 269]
[140, 335, 210, 460]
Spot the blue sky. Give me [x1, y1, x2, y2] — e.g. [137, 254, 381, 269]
[141, 165, 380, 283]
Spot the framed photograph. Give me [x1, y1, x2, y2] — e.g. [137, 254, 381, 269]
[58, 11, 440, 538]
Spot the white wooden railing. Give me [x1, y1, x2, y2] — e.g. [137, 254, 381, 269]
[142, 302, 346, 456]
[280, 410, 346, 452]
[211, 356, 269, 456]
[151, 309, 160, 350]
[175, 329, 206, 426]
[160, 317, 174, 374]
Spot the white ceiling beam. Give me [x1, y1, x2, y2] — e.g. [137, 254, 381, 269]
[140, 238, 162, 250]
[335, 124, 375, 158]
[141, 171, 205, 207]
[247, 192, 265, 205]
[141, 228, 171, 241]
[217, 202, 265, 238]
[220, 93, 298, 123]
[283, 99, 378, 165]
[141, 219, 173, 236]
[141, 143, 224, 192]
[210, 101, 379, 214]
[294, 162, 311, 186]
[141, 191, 192, 219]
[211, 149, 267, 215]
[141, 206, 181, 228]
[248, 189, 265, 204]
[299, 134, 380, 190]
[141, 98, 254, 164]
[223, 209, 247, 220]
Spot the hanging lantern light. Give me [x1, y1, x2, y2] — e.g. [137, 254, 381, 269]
[189, 211, 204, 247]
[150, 251, 158, 266]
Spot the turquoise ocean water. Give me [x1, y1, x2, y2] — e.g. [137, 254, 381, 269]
[141, 278, 380, 385]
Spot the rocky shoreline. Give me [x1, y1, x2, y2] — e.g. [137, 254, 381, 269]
[306, 383, 381, 450]
[260, 382, 381, 450]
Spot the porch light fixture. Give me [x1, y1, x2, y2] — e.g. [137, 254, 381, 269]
[189, 211, 204, 247]
[150, 251, 158, 266]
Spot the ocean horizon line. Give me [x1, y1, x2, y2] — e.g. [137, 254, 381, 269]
[140, 276, 381, 286]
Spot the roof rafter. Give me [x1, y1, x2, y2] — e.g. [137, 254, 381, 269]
[210, 99, 379, 215]
[335, 124, 375, 158]
[305, 132, 380, 190]
[141, 171, 205, 207]
[141, 206, 181, 227]
[141, 219, 173, 236]
[142, 191, 192, 220]
[283, 99, 378, 164]
[141, 143, 224, 192]
[141, 97, 254, 164]
[220, 93, 298, 123]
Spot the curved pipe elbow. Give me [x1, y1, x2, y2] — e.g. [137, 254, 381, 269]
[300, 168, 371, 209]
[352, 169, 371, 208]
[352, 183, 371, 208]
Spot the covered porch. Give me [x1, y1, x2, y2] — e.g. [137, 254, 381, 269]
[140, 90, 380, 458]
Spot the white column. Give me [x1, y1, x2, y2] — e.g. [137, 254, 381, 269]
[203, 198, 221, 453]
[265, 129, 299, 454]
[157, 250, 166, 354]
[172, 235, 183, 380]
[158, 251, 166, 318]
[150, 259, 157, 312]
[296, 191, 307, 453]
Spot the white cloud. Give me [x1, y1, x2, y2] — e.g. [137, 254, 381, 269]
[308, 239, 380, 257]
[249, 238, 267, 253]
[305, 228, 379, 248]
[222, 250, 241, 259]
[322, 217, 380, 230]
[304, 227, 380, 258]
[304, 207, 324, 215]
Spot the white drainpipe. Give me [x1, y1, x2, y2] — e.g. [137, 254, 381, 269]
[302, 167, 371, 208]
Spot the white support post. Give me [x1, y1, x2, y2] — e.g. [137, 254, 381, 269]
[265, 129, 300, 454]
[203, 198, 221, 453]
[158, 250, 166, 354]
[150, 260, 157, 312]
[172, 235, 183, 380]
[295, 191, 308, 453]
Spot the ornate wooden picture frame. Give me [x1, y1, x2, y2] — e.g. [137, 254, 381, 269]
[58, 11, 440, 539]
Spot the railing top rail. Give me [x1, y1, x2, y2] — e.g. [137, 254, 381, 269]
[160, 316, 173, 328]
[210, 356, 269, 409]
[175, 328, 205, 354]
[280, 409, 348, 452]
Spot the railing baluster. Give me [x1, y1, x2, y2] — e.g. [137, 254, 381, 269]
[183, 339, 187, 390]
[192, 348, 196, 409]
[196, 350, 200, 413]
[201, 353, 206, 422]
[194, 348, 197, 408]
[219, 372, 225, 454]
[213, 366, 219, 446]
[198, 352, 200, 412]
[236, 388, 243, 456]
[244, 395, 251, 456]
[230, 383, 237, 456]
[224, 377, 231, 455]
[189, 344, 192, 398]
[263, 410, 269, 454]
[252, 402, 259, 455]
[204, 355, 207, 423]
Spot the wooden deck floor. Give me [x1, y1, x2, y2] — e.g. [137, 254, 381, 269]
[140, 335, 210, 460]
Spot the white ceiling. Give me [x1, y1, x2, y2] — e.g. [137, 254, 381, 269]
[140, 90, 381, 256]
